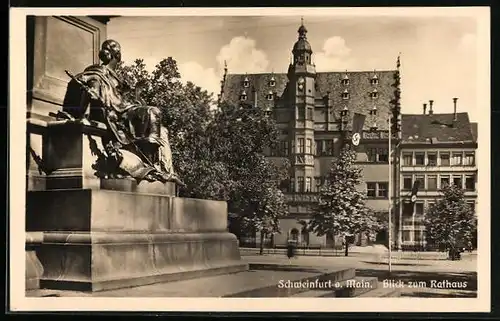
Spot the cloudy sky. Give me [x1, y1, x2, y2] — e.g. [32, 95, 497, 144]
[108, 12, 483, 122]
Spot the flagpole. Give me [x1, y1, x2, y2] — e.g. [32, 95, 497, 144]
[388, 117, 393, 274]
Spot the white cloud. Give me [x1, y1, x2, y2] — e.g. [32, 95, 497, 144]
[313, 36, 356, 72]
[178, 61, 221, 97]
[216, 36, 269, 73]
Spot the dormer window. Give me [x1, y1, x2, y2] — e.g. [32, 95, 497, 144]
[370, 89, 378, 99]
[340, 106, 349, 117]
[240, 90, 247, 101]
[269, 76, 276, 87]
[342, 89, 350, 100]
[266, 91, 274, 101]
[370, 74, 379, 85]
[243, 76, 250, 88]
[341, 74, 350, 85]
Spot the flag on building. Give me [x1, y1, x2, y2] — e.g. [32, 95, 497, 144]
[410, 180, 420, 203]
[351, 113, 366, 146]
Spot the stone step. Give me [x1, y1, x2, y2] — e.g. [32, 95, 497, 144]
[26, 266, 356, 298]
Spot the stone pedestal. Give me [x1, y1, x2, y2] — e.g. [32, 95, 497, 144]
[26, 120, 247, 292]
[27, 188, 247, 292]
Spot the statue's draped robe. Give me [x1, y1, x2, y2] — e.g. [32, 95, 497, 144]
[75, 64, 174, 180]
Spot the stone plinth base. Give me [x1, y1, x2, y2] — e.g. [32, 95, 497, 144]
[27, 189, 247, 292]
[26, 232, 44, 290]
[37, 231, 246, 292]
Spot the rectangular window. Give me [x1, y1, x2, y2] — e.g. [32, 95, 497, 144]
[403, 202, 413, 217]
[440, 175, 450, 188]
[366, 148, 375, 162]
[367, 182, 376, 197]
[465, 175, 475, 191]
[453, 175, 463, 188]
[315, 140, 323, 156]
[305, 177, 312, 192]
[464, 152, 475, 166]
[283, 141, 289, 156]
[403, 153, 413, 166]
[298, 138, 305, 154]
[414, 230, 423, 243]
[378, 148, 389, 162]
[427, 175, 438, 190]
[325, 140, 334, 156]
[315, 176, 322, 189]
[451, 152, 463, 166]
[403, 231, 412, 242]
[306, 139, 312, 154]
[427, 202, 435, 213]
[440, 152, 450, 166]
[403, 176, 412, 190]
[298, 107, 305, 120]
[279, 179, 288, 193]
[427, 153, 437, 166]
[297, 177, 304, 192]
[415, 175, 425, 190]
[306, 108, 313, 120]
[378, 182, 388, 198]
[270, 146, 278, 157]
[415, 152, 425, 165]
[415, 203, 424, 215]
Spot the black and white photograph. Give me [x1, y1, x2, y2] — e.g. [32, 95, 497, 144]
[9, 7, 490, 312]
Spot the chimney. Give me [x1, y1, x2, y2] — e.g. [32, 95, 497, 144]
[423, 103, 427, 115]
[453, 97, 458, 122]
[428, 100, 434, 115]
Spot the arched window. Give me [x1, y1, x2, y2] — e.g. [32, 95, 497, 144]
[290, 228, 299, 241]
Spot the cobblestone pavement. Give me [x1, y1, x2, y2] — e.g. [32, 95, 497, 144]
[243, 253, 478, 298]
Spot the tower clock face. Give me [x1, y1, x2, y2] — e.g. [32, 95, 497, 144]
[298, 77, 305, 91]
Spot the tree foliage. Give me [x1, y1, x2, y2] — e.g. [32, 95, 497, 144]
[308, 144, 382, 254]
[424, 184, 476, 251]
[116, 58, 289, 236]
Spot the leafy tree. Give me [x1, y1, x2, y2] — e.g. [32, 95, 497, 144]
[116, 59, 289, 249]
[308, 144, 381, 256]
[424, 184, 476, 259]
[213, 102, 290, 253]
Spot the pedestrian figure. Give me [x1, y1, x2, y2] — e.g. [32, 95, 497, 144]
[287, 239, 296, 263]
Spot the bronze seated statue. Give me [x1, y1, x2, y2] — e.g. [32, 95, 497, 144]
[59, 39, 183, 185]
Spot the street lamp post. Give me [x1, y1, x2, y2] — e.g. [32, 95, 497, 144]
[388, 117, 393, 274]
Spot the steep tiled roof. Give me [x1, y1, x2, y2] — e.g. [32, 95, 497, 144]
[401, 113, 475, 144]
[222, 70, 398, 131]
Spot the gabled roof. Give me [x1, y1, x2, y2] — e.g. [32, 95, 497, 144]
[401, 112, 475, 144]
[222, 70, 398, 130]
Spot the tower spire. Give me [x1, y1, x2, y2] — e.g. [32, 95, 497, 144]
[217, 60, 228, 109]
[298, 17, 307, 40]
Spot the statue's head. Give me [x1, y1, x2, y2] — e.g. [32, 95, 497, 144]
[99, 39, 122, 65]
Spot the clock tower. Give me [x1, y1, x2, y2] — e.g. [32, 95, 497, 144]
[287, 20, 316, 196]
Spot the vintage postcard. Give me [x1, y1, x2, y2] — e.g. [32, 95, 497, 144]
[9, 6, 490, 313]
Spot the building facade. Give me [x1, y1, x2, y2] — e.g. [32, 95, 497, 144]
[222, 22, 478, 250]
[397, 100, 478, 250]
[222, 22, 400, 248]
